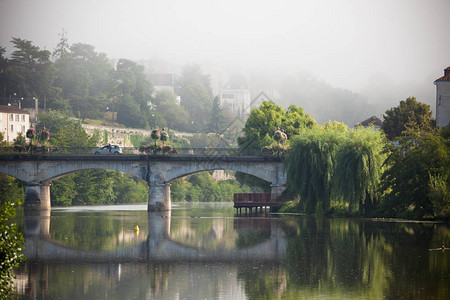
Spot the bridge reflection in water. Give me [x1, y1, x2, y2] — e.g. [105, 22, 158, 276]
[17, 209, 287, 299]
[22, 210, 286, 262]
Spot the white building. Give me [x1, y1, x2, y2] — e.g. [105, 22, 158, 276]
[219, 89, 251, 118]
[434, 67, 450, 128]
[0, 105, 31, 143]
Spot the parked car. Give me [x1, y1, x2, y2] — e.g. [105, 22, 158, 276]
[92, 144, 122, 155]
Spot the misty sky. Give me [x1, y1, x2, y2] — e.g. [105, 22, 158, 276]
[1, 0, 449, 115]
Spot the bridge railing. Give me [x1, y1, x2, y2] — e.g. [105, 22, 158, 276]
[0, 146, 269, 157]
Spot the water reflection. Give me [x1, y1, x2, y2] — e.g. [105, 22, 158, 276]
[14, 206, 450, 299]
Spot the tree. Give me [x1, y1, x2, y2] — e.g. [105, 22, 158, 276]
[284, 126, 347, 214]
[0, 174, 25, 298]
[114, 59, 153, 128]
[237, 101, 316, 154]
[52, 40, 113, 117]
[0, 201, 25, 298]
[333, 126, 387, 215]
[208, 96, 224, 133]
[37, 111, 98, 148]
[381, 130, 450, 219]
[4, 38, 56, 102]
[381, 97, 435, 140]
[176, 65, 213, 132]
[0, 46, 8, 98]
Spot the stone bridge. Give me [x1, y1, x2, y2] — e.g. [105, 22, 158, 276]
[0, 154, 286, 211]
[23, 211, 286, 262]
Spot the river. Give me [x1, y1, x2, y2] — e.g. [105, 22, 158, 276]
[13, 203, 450, 299]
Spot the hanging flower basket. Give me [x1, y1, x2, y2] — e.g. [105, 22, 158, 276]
[273, 129, 287, 143]
[40, 128, 50, 141]
[151, 128, 160, 140]
[160, 128, 169, 145]
[162, 144, 175, 155]
[26, 128, 36, 139]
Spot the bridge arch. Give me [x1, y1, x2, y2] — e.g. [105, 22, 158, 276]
[166, 168, 270, 185]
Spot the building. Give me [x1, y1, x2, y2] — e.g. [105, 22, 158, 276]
[219, 88, 251, 118]
[434, 67, 450, 128]
[0, 105, 31, 143]
[148, 73, 175, 94]
[357, 116, 383, 130]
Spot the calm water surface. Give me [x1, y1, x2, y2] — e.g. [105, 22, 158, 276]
[13, 203, 450, 300]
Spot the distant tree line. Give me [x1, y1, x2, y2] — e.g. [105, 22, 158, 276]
[0, 35, 224, 133]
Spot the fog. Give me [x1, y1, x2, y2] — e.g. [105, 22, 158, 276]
[1, 0, 449, 124]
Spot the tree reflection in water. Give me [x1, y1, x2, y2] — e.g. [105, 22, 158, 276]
[13, 206, 450, 299]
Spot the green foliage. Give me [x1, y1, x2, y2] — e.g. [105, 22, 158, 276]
[37, 111, 98, 148]
[285, 125, 388, 216]
[381, 131, 450, 219]
[0, 174, 24, 206]
[333, 127, 387, 215]
[176, 65, 213, 131]
[381, 97, 435, 140]
[0, 201, 25, 298]
[171, 172, 252, 202]
[51, 170, 149, 206]
[113, 59, 153, 128]
[428, 174, 450, 218]
[208, 96, 224, 133]
[188, 133, 229, 148]
[103, 130, 108, 145]
[4, 37, 56, 101]
[284, 126, 347, 214]
[237, 101, 316, 154]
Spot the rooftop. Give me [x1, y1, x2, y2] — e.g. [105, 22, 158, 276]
[359, 116, 383, 127]
[0, 105, 30, 114]
[434, 67, 450, 82]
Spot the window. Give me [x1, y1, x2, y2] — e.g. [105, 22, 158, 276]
[0, 124, 3, 131]
[9, 114, 13, 121]
[10, 125, 13, 132]
[222, 93, 235, 99]
[15, 114, 19, 121]
[0, 113, 2, 120]
[21, 125, 25, 133]
[22, 115, 26, 122]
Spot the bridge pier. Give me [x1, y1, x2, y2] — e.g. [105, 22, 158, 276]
[148, 182, 171, 211]
[24, 183, 51, 210]
[270, 184, 286, 201]
[24, 209, 51, 237]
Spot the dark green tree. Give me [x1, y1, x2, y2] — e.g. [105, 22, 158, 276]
[176, 65, 213, 132]
[208, 96, 224, 133]
[3, 38, 57, 102]
[52, 39, 112, 118]
[0, 175, 25, 298]
[154, 90, 189, 130]
[0, 201, 25, 298]
[114, 59, 152, 128]
[381, 97, 435, 140]
[381, 130, 450, 219]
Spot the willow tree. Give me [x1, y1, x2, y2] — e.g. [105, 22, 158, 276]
[284, 124, 347, 214]
[333, 127, 387, 215]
